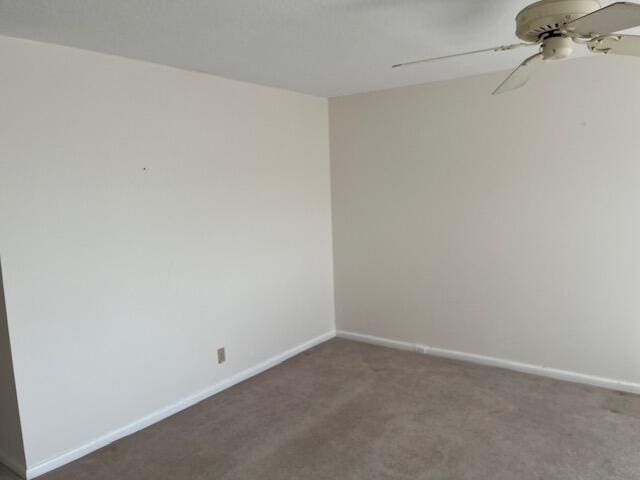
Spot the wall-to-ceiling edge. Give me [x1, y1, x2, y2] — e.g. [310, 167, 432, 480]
[328, 57, 640, 392]
[0, 35, 336, 477]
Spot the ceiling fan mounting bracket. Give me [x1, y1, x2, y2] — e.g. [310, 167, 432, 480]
[588, 34, 626, 53]
[515, 0, 602, 42]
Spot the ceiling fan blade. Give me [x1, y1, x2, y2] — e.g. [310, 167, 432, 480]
[562, 2, 640, 36]
[392, 43, 536, 68]
[588, 34, 640, 56]
[492, 52, 545, 95]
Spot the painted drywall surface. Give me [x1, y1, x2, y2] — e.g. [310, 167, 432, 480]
[330, 56, 640, 386]
[0, 35, 334, 468]
[0, 261, 26, 474]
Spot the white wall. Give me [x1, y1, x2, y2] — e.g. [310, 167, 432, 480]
[0, 35, 334, 471]
[0, 261, 26, 476]
[330, 56, 640, 387]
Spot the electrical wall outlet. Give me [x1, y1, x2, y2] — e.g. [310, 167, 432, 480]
[217, 347, 226, 364]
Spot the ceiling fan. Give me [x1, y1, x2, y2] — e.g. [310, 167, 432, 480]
[392, 0, 640, 94]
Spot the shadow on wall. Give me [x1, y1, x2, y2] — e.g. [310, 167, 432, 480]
[0, 258, 27, 477]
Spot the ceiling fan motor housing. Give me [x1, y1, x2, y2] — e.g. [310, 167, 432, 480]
[542, 36, 574, 58]
[515, 0, 602, 42]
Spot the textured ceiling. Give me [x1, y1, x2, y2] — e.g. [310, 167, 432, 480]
[0, 0, 631, 96]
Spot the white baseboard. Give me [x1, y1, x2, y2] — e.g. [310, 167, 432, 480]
[26, 330, 336, 479]
[0, 449, 27, 479]
[337, 330, 640, 395]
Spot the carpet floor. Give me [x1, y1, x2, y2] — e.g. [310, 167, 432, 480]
[4, 338, 640, 479]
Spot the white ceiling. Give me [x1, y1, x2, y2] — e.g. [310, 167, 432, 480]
[0, 0, 623, 96]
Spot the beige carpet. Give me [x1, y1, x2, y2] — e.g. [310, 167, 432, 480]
[4, 338, 640, 479]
